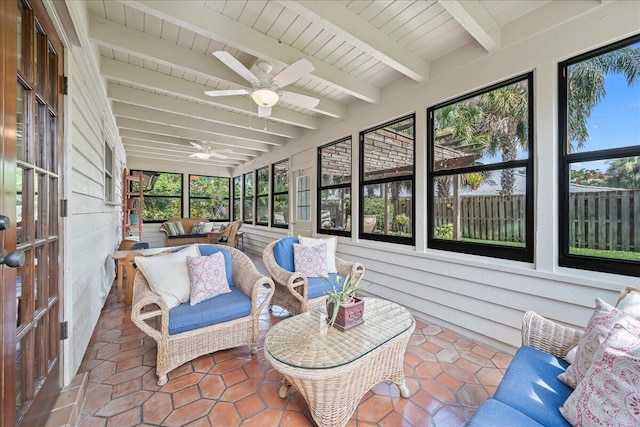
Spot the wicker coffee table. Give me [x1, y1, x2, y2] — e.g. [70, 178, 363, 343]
[264, 297, 415, 427]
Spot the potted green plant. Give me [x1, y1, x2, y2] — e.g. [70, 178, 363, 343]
[322, 274, 365, 331]
[466, 173, 484, 190]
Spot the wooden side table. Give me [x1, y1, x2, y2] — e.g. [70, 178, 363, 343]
[235, 231, 245, 251]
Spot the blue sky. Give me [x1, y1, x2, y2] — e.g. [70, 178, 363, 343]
[572, 63, 640, 173]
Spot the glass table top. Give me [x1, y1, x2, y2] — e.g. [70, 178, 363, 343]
[265, 298, 414, 370]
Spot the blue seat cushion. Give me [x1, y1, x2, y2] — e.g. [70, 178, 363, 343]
[168, 287, 251, 335]
[465, 399, 544, 427]
[493, 346, 572, 427]
[307, 274, 340, 299]
[273, 237, 299, 272]
[173, 244, 235, 288]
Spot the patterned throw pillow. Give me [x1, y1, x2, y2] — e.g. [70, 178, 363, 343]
[191, 222, 206, 234]
[203, 222, 215, 233]
[164, 221, 185, 236]
[186, 252, 232, 305]
[559, 298, 640, 388]
[298, 236, 337, 273]
[293, 243, 328, 277]
[560, 323, 640, 426]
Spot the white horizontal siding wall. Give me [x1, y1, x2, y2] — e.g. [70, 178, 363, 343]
[231, 1, 640, 353]
[61, 1, 126, 384]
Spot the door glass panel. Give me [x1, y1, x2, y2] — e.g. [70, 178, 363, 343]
[49, 177, 58, 235]
[35, 101, 46, 169]
[34, 174, 49, 239]
[17, 82, 26, 161]
[48, 44, 57, 107]
[17, 1, 25, 74]
[35, 246, 49, 313]
[16, 168, 25, 244]
[35, 26, 46, 91]
[49, 112, 57, 172]
[296, 175, 311, 221]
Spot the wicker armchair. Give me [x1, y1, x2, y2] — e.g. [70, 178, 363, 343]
[521, 310, 583, 358]
[263, 237, 365, 316]
[131, 245, 274, 385]
[207, 220, 242, 247]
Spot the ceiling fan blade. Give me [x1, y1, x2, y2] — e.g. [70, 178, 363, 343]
[258, 105, 272, 118]
[189, 141, 203, 149]
[204, 89, 251, 97]
[279, 91, 320, 109]
[188, 153, 199, 158]
[212, 51, 259, 84]
[272, 58, 314, 88]
[212, 149, 234, 154]
[210, 152, 229, 160]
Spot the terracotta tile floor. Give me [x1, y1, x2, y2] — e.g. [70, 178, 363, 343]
[77, 252, 512, 426]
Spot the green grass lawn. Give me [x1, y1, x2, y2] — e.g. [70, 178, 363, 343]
[569, 247, 640, 261]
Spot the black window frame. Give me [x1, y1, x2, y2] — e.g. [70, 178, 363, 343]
[243, 171, 254, 224]
[318, 137, 352, 237]
[271, 159, 289, 229]
[130, 169, 183, 223]
[255, 166, 269, 226]
[558, 34, 640, 276]
[359, 114, 416, 245]
[427, 72, 535, 262]
[232, 175, 241, 222]
[187, 174, 230, 222]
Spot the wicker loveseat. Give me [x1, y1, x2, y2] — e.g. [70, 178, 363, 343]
[263, 236, 365, 316]
[130, 244, 274, 385]
[467, 287, 640, 426]
[160, 217, 209, 246]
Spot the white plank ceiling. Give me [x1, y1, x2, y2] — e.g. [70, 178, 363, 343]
[85, 0, 550, 170]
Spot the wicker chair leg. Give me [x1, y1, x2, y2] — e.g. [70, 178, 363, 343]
[157, 374, 168, 386]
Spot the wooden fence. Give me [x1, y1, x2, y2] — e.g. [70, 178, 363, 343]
[434, 190, 639, 251]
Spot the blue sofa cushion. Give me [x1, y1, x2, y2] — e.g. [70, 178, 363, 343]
[168, 287, 251, 335]
[307, 274, 340, 299]
[492, 346, 572, 427]
[173, 244, 235, 288]
[465, 399, 544, 427]
[274, 237, 299, 272]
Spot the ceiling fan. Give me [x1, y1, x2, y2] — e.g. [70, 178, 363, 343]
[205, 51, 320, 118]
[188, 141, 233, 160]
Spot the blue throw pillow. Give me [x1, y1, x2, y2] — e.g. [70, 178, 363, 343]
[273, 237, 299, 272]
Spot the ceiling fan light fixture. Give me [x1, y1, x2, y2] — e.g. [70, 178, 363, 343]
[251, 88, 279, 107]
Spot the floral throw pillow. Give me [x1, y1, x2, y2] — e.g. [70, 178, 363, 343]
[186, 252, 231, 306]
[191, 222, 207, 234]
[559, 298, 640, 388]
[293, 242, 328, 277]
[560, 323, 640, 426]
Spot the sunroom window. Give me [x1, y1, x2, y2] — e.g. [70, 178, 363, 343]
[232, 176, 241, 221]
[559, 35, 640, 276]
[271, 159, 289, 228]
[318, 137, 351, 236]
[188, 175, 230, 221]
[427, 73, 534, 262]
[130, 170, 182, 222]
[256, 166, 269, 226]
[360, 115, 415, 245]
[243, 171, 254, 223]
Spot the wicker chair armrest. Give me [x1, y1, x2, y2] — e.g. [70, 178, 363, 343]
[131, 271, 171, 339]
[335, 257, 366, 282]
[521, 311, 583, 359]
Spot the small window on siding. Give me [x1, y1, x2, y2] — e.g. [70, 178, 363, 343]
[104, 141, 114, 203]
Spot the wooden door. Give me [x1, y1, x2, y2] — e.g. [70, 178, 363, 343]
[2, 0, 64, 424]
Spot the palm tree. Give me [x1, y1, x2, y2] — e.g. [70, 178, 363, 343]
[479, 81, 529, 195]
[607, 156, 640, 189]
[567, 46, 640, 151]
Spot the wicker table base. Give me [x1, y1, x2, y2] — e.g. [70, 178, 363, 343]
[265, 298, 415, 427]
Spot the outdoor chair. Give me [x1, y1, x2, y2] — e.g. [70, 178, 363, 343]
[263, 236, 365, 315]
[207, 219, 242, 247]
[130, 244, 274, 385]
